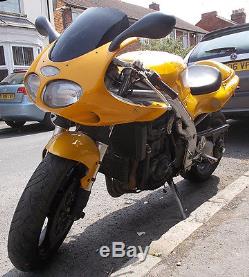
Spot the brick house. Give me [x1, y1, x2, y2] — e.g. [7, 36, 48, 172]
[196, 9, 247, 32]
[53, 0, 207, 48]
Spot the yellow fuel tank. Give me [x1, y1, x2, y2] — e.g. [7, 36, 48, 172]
[119, 51, 186, 90]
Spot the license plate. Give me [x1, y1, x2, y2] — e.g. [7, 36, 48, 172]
[226, 60, 249, 72]
[0, 93, 15, 100]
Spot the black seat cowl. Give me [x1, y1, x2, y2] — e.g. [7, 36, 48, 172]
[182, 65, 222, 95]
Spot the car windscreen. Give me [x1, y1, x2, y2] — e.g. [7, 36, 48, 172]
[0, 72, 25, 85]
[189, 29, 249, 63]
[50, 7, 129, 62]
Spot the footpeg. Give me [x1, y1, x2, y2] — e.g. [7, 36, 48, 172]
[202, 154, 218, 163]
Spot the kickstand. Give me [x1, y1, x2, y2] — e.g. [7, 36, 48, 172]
[168, 179, 187, 220]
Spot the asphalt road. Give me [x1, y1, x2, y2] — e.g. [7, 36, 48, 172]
[0, 119, 249, 276]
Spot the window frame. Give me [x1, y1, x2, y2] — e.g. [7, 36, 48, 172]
[0, 0, 22, 14]
[11, 45, 34, 67]
[0, 45, 8, 80]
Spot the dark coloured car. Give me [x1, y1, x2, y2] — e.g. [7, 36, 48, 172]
[186, 23, 249, 117]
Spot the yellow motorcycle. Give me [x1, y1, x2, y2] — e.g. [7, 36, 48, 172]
[8, 7, 239, 271]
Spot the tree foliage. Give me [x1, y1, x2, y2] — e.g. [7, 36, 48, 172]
[140, 38, 192, 58]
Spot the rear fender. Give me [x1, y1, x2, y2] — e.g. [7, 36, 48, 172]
[45, 131, 100, 191]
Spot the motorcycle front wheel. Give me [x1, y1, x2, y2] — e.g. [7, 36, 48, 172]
[8, 153, 82, 272]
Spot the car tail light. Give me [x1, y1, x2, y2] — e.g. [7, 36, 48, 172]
[17, 87, 27, 95]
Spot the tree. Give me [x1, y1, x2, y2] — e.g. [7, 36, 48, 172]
[140, 37, 192, 58]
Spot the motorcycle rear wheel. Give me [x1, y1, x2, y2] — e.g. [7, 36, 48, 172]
[182, 112, 226, 183]
[8, 153, 81, 272]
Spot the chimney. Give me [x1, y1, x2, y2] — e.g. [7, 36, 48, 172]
[201, 11, 218, 19]
[231, 9, 246, 24]
[149, 2, 160, 11]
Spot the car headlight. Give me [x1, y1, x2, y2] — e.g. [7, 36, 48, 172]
[42, 80, 83, 108]
[25, 73, 40, 100]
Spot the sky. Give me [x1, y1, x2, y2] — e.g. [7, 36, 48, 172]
[123, 0, 249, 25]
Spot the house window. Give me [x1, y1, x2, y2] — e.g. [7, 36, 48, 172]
[0, 46, 6, 66]
[12, 46, 34, 66]
[0, 69, 8, 81]
[182, 33, 189, 48]
[0, 0, 21, 14]
[0, 46, 7, 81]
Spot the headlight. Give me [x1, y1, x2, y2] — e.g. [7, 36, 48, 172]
[42, 80, 83, 108]
[40, 66, 60, 77]
[25, 73, 40, 100]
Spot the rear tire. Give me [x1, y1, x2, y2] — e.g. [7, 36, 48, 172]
[182, 112, 226, 183]
[8, 153, 82, 272]
[5, 120, 26, 128]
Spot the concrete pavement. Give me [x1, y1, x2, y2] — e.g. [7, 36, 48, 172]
[148, 184, 249, 277]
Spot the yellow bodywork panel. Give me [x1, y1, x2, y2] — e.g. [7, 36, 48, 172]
[26, 38, 169, 126]
[119, 50, 186, 91]
[178, 60, 239, 119]
[46, 131, 100, 190]
[119, 51, 239, 120]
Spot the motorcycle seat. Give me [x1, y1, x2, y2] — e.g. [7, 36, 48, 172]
[182, 64, 222, 95]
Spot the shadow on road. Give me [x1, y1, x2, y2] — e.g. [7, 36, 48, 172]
[225, 119, 249, 160]
[5, 176, 219, 277]
[0, 122, 51, 139]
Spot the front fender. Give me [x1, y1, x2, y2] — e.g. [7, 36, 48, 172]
[46, 131, 100, 191]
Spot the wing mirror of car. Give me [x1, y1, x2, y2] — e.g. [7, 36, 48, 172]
[109, 12, 176, 52]
[35, 16, 59, 43]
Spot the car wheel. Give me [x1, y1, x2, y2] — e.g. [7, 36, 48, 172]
[42, 113, 55, 130]
[5, 120, 26, 128]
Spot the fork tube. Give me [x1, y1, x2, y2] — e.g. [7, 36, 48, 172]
[86, 126, 114, 190]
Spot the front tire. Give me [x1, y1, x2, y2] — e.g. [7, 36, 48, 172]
[8, 153, 82, 272]
[182, 112, 226, 183]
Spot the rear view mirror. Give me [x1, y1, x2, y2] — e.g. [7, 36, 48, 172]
[109, 12, 176, 52]
[35, 16, 59, 43]
[182, 65, 222, 95]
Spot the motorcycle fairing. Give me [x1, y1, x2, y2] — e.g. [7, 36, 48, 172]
[26, 38, 169, 126]
[119, 51, 239, 119]
[50, 7, 130, 62]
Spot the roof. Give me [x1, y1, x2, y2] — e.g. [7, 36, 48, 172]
[216, 16, 237, 25]
[0, 14, 34, 29]
[64, 0, 207, 34]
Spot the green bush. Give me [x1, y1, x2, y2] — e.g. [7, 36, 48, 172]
[141, 38, 192, 58]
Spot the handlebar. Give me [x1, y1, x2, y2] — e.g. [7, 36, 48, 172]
[114, 58, 178, 100]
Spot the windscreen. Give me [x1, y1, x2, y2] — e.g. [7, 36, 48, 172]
[189, 28, 249, 63]
[50, 7, 129, 62]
